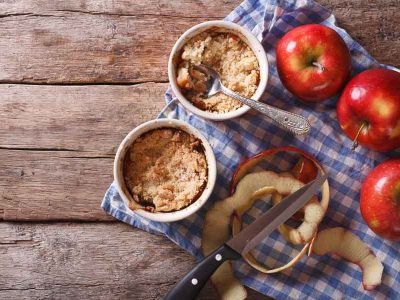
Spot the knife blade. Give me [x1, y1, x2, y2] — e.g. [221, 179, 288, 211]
[164, 172, 328, 300]
[227, 172, 328, 255]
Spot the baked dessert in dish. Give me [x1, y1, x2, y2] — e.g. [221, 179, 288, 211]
[176, 30, 260, 113]
[123, 128, 208, 212]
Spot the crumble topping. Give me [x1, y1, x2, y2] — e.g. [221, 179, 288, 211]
[176, 30, 260, 113]
[124, 128, 208, 212]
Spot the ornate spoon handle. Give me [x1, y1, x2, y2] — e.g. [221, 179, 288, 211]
[221, 86, 311, 135]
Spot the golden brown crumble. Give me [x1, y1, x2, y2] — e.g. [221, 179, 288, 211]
[124, 128, 208, 212]
[176, 30, 260, 113]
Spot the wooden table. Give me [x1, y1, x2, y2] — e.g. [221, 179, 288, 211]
[1, 1, 398, 299]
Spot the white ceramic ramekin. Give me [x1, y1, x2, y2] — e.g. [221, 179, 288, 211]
[114, 119, 217, 223]
[168, 20, 269, 121]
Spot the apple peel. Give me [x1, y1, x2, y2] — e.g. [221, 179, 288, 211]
[201, 171, 309, 295]
[202, 147, 330, 295]
[202, 200, 247, 300]
[208, 262, 247, 300]
[231, 179, 320, 274]
[312, 227, 384, 290]
[232, 171, 325, 246]
[229, 149, 329, 273]
[272, 192, 324, 245]
[201, 184, 278, 297]
[229, 171, 304, 210]
[231, 188, 309, 274]
[230, 147, 330, 228]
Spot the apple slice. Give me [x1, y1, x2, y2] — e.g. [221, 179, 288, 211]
[313, 227, 384, 290]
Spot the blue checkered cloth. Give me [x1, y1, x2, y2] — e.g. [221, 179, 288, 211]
[102, 0, 400, 298]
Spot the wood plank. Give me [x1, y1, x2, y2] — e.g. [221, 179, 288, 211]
[0, 83, 166, 153]
[0, 13, 195, 84]
[0, 150, 114, 221]
[0, 0, 397, 84]
[0, 0, 238, 18]
[0, 83, 166, 221]
[0, 4, 238, 84]
[0, 222, 268, 299]
[0, 2, 397, 299]
[319, 0, 400, 67]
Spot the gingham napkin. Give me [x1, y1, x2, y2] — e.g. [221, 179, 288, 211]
[102, 0, 400, 298]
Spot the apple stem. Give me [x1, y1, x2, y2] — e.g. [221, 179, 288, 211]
[351, 122, 368, 150]
[312, 61, 325, 71]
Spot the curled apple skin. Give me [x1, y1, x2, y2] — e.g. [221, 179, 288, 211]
[231, 186, 311, 274]
[202, 200, 247, 300]
[231, 146, 330, 248]
[231, 146, 326, 194]
[230, 147, 329, 273]
[272, 192, 323, 245]
[313, 227, 384, 291]
[202, 146, 330, 294]
[291, 156, 319, 184]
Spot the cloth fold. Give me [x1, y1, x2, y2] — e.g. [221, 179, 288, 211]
[102, 0, 399, 298]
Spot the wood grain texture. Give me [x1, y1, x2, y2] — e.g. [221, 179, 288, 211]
[1, 1, 398, 299]
[0, 83, 166, 153]
[319, 0, 400, 67]
[0, 1, 238, 84]
[0, 14, 190, 84]
[0, 0, 398, 84]
[0, 149, 114, 221]
[0, 222, 266, 300]
[0, 83, 166, 221]
[0, 0, 237, 18]
[1, 0, 399, 221]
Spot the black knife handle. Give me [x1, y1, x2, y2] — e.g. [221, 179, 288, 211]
[164, 244, 241, 300]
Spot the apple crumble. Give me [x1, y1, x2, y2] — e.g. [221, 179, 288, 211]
[124, 128, 208, 213]
[176, 30, 260, 113]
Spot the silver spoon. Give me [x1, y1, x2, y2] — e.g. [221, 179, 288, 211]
[193, 64, 311, 135]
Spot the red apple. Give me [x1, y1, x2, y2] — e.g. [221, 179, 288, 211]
[360, 159, 400, 241]
[337, 68, 400, 152]
[276, 24, 351, 102]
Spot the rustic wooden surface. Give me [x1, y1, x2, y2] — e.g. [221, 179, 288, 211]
[1, 222, 257, 300]
[0, 0, 398, 299]
[0, 84, 166, 221]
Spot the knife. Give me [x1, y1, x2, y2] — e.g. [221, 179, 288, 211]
[164, 173, 328, 300]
